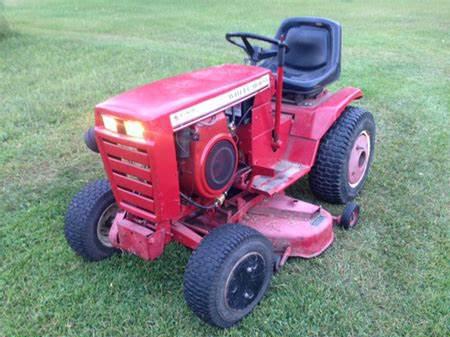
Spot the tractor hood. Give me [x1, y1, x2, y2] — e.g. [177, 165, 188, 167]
[95, 64, 272, 129]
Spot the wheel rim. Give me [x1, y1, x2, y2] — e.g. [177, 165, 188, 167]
[96, 203, 118, 247]
[224, 252, 266, 310]
[348, 130, 371, 188]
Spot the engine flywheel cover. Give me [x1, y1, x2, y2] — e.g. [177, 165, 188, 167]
[205, 140, 237, 191]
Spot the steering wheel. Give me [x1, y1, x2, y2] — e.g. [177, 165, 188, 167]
[226, 32, 288, 64]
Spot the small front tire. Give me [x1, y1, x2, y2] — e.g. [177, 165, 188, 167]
[183, 224, 273, 328]
[64, 179, 118, 261]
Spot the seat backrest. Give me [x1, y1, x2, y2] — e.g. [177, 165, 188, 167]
[275, 17, 341, 72]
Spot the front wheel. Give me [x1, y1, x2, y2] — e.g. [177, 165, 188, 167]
[64, 179, 118, 261]
[183, 224, 273, 328]
[309, 106, 376, 204]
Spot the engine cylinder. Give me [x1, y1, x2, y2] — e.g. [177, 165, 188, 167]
[177, 113, 237, 199]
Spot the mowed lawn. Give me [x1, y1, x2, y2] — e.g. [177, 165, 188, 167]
[1, 0, 449, 336]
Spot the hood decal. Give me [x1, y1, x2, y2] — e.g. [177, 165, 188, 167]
[170, 74, 270, 129]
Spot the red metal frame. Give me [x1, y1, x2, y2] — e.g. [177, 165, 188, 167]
[94, 63, 362, 262]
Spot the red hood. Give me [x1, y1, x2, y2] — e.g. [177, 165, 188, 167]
[95, 64, 271, 126]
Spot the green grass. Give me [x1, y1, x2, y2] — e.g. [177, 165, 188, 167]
[1, 0, 449, 336]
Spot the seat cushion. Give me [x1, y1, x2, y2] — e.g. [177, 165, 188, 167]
[260, 17, 342, 96]
[284, 26, 330, 70]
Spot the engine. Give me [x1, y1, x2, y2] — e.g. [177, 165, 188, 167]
[175, 112, 238, 200]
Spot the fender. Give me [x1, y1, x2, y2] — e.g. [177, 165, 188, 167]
[288, 87, 363, 140]
[283, 87, 363, 168]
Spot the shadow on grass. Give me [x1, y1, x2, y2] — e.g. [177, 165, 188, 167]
[0, 3, 13, 41]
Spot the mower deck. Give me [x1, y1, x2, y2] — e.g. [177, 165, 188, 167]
[108, 191, 336, 262]
[243, 193, 335, 259]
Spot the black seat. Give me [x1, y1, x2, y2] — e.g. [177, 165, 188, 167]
[261, 17, 342, 97]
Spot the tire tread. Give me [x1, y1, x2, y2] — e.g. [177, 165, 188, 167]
[309, 106, 375, 203]
[64, 179, 116, 261]
[183, 224, 272, 327]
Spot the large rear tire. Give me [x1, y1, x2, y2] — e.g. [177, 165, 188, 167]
[309, 106, 375, 204]
[64, 179, 118, 261]
[183, 224, 273, 328]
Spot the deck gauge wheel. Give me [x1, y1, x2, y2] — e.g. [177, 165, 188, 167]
[339, 202, 360, 230]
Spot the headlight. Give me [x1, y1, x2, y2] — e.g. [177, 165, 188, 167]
[102, 115, 118, 133]
[124, 120, 145, 138]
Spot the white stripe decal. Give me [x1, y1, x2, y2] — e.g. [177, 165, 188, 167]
[170, 74, 270, 128]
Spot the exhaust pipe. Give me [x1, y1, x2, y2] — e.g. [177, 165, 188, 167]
[84, 127, 99, 153]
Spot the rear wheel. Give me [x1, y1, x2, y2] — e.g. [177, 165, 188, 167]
[64, 179, 118, 261]
[183, 224, 273, 328]
[309, 106, 375, 204]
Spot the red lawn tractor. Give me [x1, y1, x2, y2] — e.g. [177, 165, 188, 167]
[65, 17, 375, 328]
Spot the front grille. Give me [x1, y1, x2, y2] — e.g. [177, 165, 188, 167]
[97, 130, 157, 222]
